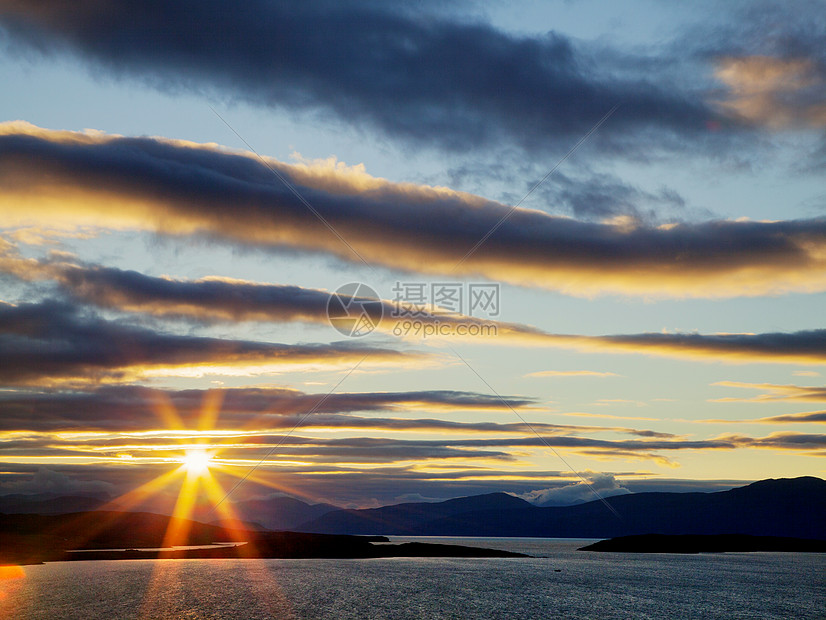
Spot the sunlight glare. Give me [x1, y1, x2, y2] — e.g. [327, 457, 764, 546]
[182, 449, 212, 474]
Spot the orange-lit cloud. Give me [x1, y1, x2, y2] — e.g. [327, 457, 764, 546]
[3, 248, 826, 366]
[4, 429, 824, 475]
[710, 381, 826, 403]
[699, 410, 826, 425]
[4, 124, 826, 298]
[0, 385, 538, 432]
[757, 410, 826, 424]
[715, 56, 826, 128]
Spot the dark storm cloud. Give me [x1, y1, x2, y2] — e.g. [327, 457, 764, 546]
[0, 0, 717, 155]
[4, 126, 826, 297]
[0, 299, 413, 385]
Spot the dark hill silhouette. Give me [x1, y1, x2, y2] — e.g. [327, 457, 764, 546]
[0, 510, 225, 550]
[209, 518, 268, 531]
[0, 510, 227, 564]
[0, 491, 337, 531]
[0, 493, 105, 514]
[298, 477, 826, 539]
[297, 492, 531, 535]
[229, 495, 338, 530]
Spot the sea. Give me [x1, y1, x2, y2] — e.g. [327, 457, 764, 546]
[1, 538, 824, 619]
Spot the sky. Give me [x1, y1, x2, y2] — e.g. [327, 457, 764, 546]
[0, 0, 825, 512]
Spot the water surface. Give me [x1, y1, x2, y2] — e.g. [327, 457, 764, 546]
[2, 538, 823, 619]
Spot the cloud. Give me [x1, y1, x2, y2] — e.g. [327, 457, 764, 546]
[5, 429, 823, 478]
[5, 246, 826, 365]
[539, 170, 692, 222]
[0, 433, 517, 463]
[569, 330, 826, 365]
[0, 0, 717, 157]
[0, 460, 780, 509]
[4, 125, 826, 298]
[0, 299, 415, 386]
[757, 410, 826, 424]
[519, 472, 631, 506]
[714, 56, 826, 128]
[743, 410, 826, 424]
[0, 460, 647, 508]
[0, 385, 539, 432]
[711, 381, 826, 402]
[692, 409, 826, 425]
[49, 263, 346, 326]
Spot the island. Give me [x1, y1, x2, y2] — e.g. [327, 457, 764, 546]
[579, 533, 826, 554]
[0, 510, 526, 565]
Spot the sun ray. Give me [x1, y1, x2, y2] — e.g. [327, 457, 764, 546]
[197, 389, 225, 432]
[148, 389, 187, 432]
[160, 467, 204, 548]
[99, 467, 185, 513]
[210, 465, 317, 504]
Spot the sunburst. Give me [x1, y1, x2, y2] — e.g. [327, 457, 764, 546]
[181, 448, 213, 475]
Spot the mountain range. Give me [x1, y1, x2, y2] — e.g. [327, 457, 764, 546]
[0, 493, 108, 515]
[3, 477, 824, 540]
[0, 492, 337, 531]
[294, 476, 826, 539]
[229, 495, 339, 530]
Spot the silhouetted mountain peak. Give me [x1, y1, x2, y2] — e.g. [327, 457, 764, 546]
[378, 492, 530, 514]
[232, 495, 339, 530]
[439, 492, 531, 510]
[738, 476, 826, 492]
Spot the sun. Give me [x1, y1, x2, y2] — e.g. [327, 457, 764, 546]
[182, 448, 212, 475]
